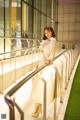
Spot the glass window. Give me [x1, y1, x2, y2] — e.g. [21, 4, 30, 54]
[53, 1, 58, 22]
[23, 0, 32, 5]
[34, 0, 41, 11]
[0, 0, 58, 53]
[22, 1, 33, 46]
[47, 0, 52, 18]
[0, 0, 4, 37]
[0, 0, 4, 53]
[5, 0, 22, 52]
[41, 14, 47, 39]
[41, 0, 47, 14]
[47, 18, 52, 26]
[33, 10, 41, 39]
[22, 2, 33, 37]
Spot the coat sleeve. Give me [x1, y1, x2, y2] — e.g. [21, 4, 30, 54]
[47, 38, 57, 61]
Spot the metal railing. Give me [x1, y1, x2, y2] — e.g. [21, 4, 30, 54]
[0, 37, 65, 93]
[2, 39, 79, 120]
[4, 50, 67, 120]
[0, 45, 43, 92]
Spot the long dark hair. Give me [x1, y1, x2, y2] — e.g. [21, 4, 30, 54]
[43, 26, 56, 40]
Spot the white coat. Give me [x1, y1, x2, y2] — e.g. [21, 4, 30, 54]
[30, 37, 59, 104]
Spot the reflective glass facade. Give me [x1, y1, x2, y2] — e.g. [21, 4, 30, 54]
[0, 0, 58, 53]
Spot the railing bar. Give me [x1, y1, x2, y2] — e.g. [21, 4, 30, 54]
[5, 50, 66, 97]
[4, 49, 67, 120]
[0, 36, 41, 40]
[5, 65, 46, 97]
[53, 68, 57, 120]
[13, 99, 24, 120]
[42, 78, 46, 120]
[0, 46, 39, 56]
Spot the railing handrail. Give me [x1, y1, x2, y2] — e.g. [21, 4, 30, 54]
[4, 49, 67, 120]
[0, 36, 41, 40]
[4, 49, 67, 98]
[0, 45, 39, 56]
[58, 41, 77, 44]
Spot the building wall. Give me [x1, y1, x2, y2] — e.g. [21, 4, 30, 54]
[58, 2, 80, 48]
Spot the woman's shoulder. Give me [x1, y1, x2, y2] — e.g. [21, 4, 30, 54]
[40, 40, 45, 45]
[50, 37, 56, 42]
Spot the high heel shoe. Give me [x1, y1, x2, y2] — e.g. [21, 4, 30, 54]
[32, 103, 40, 114]
[32, 104, 42, 118]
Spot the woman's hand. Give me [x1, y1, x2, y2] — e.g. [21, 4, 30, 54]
[45, 60, 51, 65]
[36, 64, 39, 69]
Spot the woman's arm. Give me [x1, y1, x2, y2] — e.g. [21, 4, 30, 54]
[49, 39, 56, 59]
[45, 38, 57, 64]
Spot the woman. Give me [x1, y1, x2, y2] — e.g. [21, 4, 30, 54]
[30, 26, 57, 118]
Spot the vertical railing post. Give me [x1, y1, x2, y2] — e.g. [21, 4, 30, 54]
[42, 78, 46, 120]
[60, 60, 64, 103]
[70, 50, 72, 74]
[13, 98, 24, 120]
[5, 98, 15, 120]
[67, 51, 71, 80]
[64, 54, 68, 89]
[9, 105, 15, 120]
[53, 68, 57, 120]
[37, 46, 39, 61]
[1, 57, 4, 92]
[14, 52, 17, 82]
[24, 50, 26, 75]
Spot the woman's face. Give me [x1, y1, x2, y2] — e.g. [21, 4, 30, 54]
[44, 29, 52, 39]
